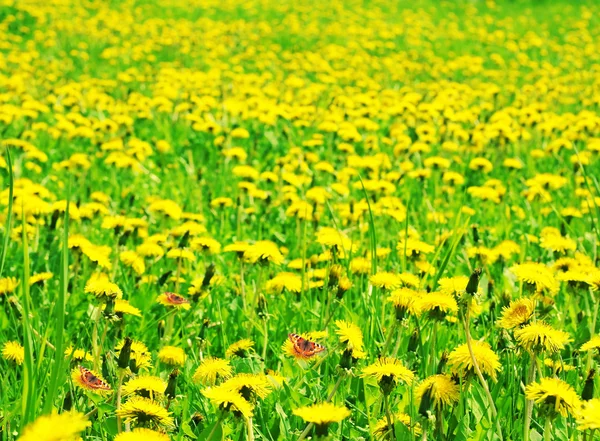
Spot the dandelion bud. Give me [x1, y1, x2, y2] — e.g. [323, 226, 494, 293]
[328, 264, 342, 287]
[62, 390, 73, 411]
[336, 277, 352, 299]
[129, 357, 140, 375]
[118, 337, 132, 369]
[158, 270, 173, 286]
[101, 354, 111, 380]
[256, 294, 268, 319]
[408, 328, 420, 353]
[165, 369, 179, 400]
[178, 231, 191, 248]
[158, 319, 165, 339]
[103, 297, 116, 318]
[465, 268, 482, 295]
[437, 351, 448, 374]
[190, 412, 204, 429]
[418, 387, 433, 418]
[582, 369, 595, 401]
[201, 263, 216, 289]
[472, 224, 480, 243]
[339, 348, 354, 370]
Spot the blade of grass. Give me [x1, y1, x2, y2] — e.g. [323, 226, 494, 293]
[20, 206, 36, 427]
[43, 183, 70, 414]
[0, 147, 13, 278]
[358, 175, 377, 275]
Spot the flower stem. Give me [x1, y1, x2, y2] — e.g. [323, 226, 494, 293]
[523, 356, 537, 441]
[543, 417, 552, 441]
[91, 306, 102, 371]
[116, 370, 125, 433]
[206, 412, 225, 441]
[261, 318, 268, 362]
[383, 394, 396, 441]
[462, 310, 503, 440]
[246, 417, 255, 441]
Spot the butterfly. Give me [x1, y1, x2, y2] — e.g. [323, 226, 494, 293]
[78, 366, 111, 391]
[165, 292, 189, 305]
[288, 333, 326, 358]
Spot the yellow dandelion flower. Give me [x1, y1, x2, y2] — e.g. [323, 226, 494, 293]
[577, 399, 600, 430]
[510, 263, 559, 294]
[362, 357, 414, 393]
[265, 272, 302, 294]
[115, 299, 142, 317]
[0, 277, 19, 295]
[497, 297, 535, 329]
[122, 375, 167, 397]
[525, 377, 581, 418]
[350, 257, 371, 274]
[243, 241, 284, 265]
[84, 273, 122, 300]
[514, 322, 571, 354]
[193, 357, 233, 385]
[417, 292, 458, 319]
[114, 428, 170, 441]
[116, 396, 174, 429]
[369, 272, 401, 290]
[223, 241, 250, 258]
[2, 341, 24, 365]
[202, 386, 254, 418]
[293, 402, 350, 426]
[166, 248, 195, 262]
[226, 339, 254, 358]
[29, 272, 53, 285]
[335, 320, 366, 359]
[374, 412, 421, 438]
[447, 341, 501, 381]
[580, 336, 600, 353]
[64, 346, 93, 363]
[17, 411, 90, 441]
[120, 251, 145, 275]
[158, 346, 186, 367]
[220, 373, 273, 400]
[416, 374, 460, 410]
[397, 238, 435, 257]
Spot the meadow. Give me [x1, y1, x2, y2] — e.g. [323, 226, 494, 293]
[1, 0, 600, 440]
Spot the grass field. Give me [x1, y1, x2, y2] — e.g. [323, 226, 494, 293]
[1, 0, 600, 440]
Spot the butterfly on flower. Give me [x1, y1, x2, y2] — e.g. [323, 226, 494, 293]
[77, 366, 111, 391]
[288, 333, 326, 359]
[164, 292, 189, 305]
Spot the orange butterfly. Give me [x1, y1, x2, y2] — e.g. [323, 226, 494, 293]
[288, 333, 326, 358]
[165, 292, 189, 305]
[79, 366, 111, 391]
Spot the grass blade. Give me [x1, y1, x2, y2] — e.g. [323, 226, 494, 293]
[0, 147, 13, 278]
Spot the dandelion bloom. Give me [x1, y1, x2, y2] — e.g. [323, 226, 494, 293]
[223, 241, 250, 258]
[525, 377, 581, 418]
[18, 411, 89, 441]
[203, 385, 254, 418]
[120, 251, 145, 275]
[122, 375, 167, 398]
[157, 292, 191, 310]
[417, 292, 458, 319]
[416, 374, 460, 410]
[580, 336, 600, 353]
[243, 240, 284, 265]
[219, 373, 273, 401]
[2, 341, 24, 365]
[158, 346, 186, 366]
[29, 271, 53, 285]
[577, 399, 600, 430]
[114, 428, 170, 441]
[116, 340, 152, 371]
[369, 272, 402, 290]
[115, 299, 142, 317]
[388, 288, 421, 320]
[265, 272, 302, 294]
[509, 263, 559, 294]
[84, 273, 122, 299]
[226, 339, 254, 358]
[447, 341, 501, 381]
[282, 332, 326, 361]
[335, 320, 366, 359]
[497, 297, 535, 329]
[293, 402, 351, 426]
[514, 322, 571, 354]
[374, 412, 421, 437]
[165, 248, 195, 262]
[193, 357, 233, 385]
[397, 238, 435, 257]
[362, 357, 414, 393]
[64, 346, 93, 363]
[116, 396, 174, 429]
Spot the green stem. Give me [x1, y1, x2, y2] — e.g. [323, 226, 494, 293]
[116, 370, 126, 433]
[543, 417, 552, 441]
[462, 310, 503, 440]
[246, 417, 255, 441]
[262, 318, 268, 362]
[206, 412, 225, 441]
[383, 394, 396, 441]
[523, 356, 537, 441]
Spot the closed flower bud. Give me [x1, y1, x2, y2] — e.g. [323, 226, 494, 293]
[165, 369, 179, 400]
[582, 369, 595, 401]
[118, 337, 132, 369]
